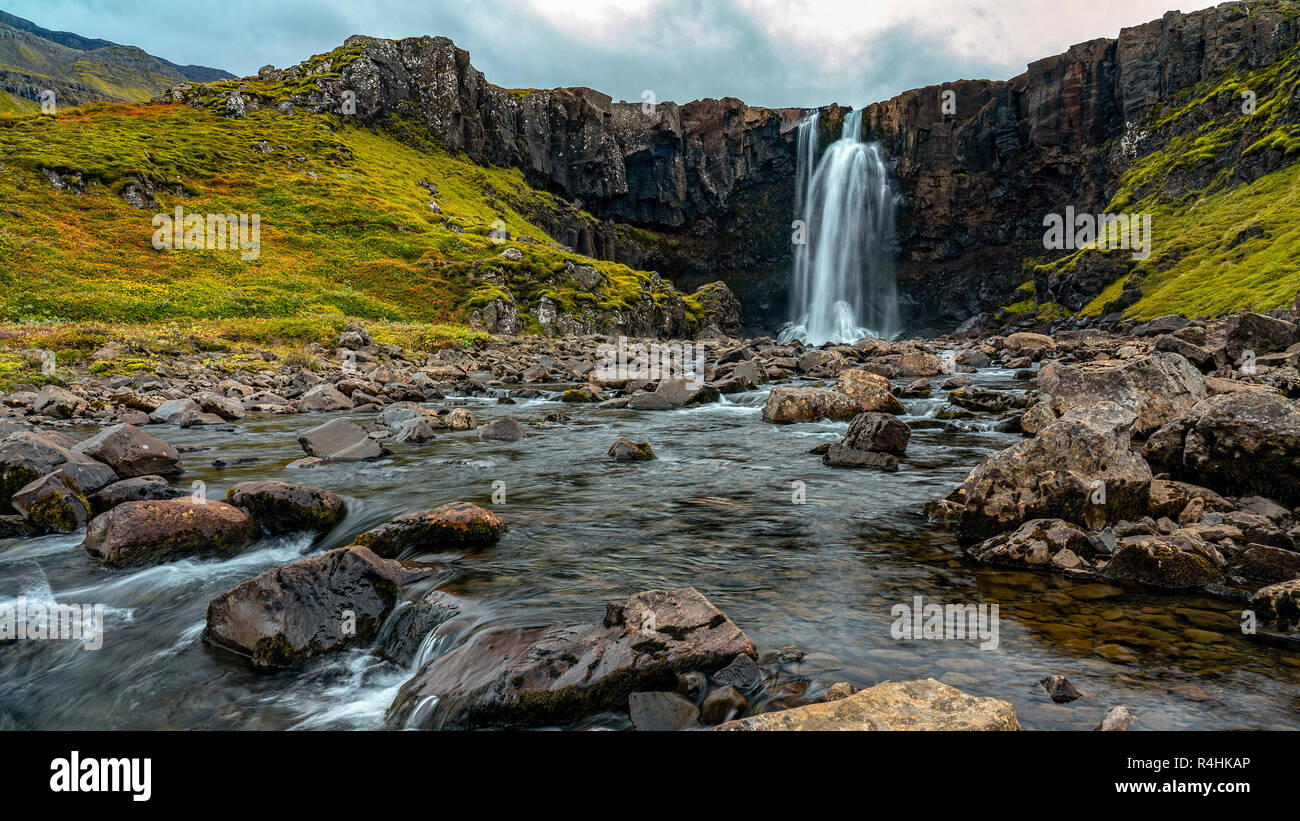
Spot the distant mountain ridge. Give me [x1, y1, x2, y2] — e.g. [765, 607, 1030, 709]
[0, 9, 232, 112]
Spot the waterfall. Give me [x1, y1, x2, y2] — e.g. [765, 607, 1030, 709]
[780, 109, 900, 345]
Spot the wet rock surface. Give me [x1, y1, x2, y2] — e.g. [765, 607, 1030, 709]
[385, 587, 755, 729]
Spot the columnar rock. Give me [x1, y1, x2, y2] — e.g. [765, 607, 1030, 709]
[205, 545, 432, 668]
[385, 587, 754, 729]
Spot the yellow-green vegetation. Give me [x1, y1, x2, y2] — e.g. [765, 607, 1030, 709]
[1017, 42, 1300, 321]
[0, 317, 494, 390]
[0, 97, 683, 362]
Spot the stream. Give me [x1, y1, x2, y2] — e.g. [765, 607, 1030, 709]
[3, 365, 1298, 731]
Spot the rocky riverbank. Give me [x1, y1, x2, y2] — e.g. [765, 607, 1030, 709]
[3, 308, 1300, 729]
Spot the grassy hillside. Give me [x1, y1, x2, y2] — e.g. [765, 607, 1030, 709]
[0, 99, 694, 386]
[1017, 42, 1300, 323]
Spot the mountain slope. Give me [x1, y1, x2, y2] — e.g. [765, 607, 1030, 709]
[0, 96, 716, 345]
[0, 9, 232, 112]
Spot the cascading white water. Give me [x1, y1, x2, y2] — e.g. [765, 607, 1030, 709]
[780, 109, 900, 345]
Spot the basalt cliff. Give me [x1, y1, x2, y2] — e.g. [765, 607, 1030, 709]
[153, 1, 1300, 335]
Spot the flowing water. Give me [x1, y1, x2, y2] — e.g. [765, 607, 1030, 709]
[782, 110, 901, 346]
[2, 365, 1299, 731]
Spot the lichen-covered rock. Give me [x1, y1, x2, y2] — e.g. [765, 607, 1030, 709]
[204, 545, 432, 668]
[32, 385, 88, 418]
[0, 431, 118, 507]
[1248, 579, 1300, 632]
[385, 587, 754, 729]
[715, 678, 1019, 731]
[608, 436, 655, 461]
[1227, 544, 1300, 583]
[834, 369, 906, 414]
[763, 387, 861, 424]
[1036, 353, 1206, 436]
[1101, 536, 1223, 589]
[1144, 393, 1300, 505]
[969, 518, 1092, 569]
[73, 423, 183, 478]
[82, 499, 260, 568]
[354, 501, 505, 557]
[10, 471, 91, 533]
[226, 480, 347, 535]
[957, 402, 1152, 543]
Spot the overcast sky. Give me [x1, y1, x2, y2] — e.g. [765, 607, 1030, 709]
[8, 0, 1218, 108]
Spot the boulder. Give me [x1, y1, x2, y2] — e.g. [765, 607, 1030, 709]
[10, 471, 91, 533]
[762, 387, 861, 424]
[88, 475, 182, 515]
[204, 545, 431, 668]
[1100, 536, 1223, 589]
[1145, 393, 1300, 505]
[834, 369, 906, 414]
[354, 502, 505, 558]
[840, 413, 911, 455]
[957, 403, 1152, 543]
[297, 383, 354, 413]
[385, 587, 754, 729]
[1248, 579, 1300, 632]
[608, 437, 655, 461]
[298, 418, 388, 461]
[700, 686, 747, 724]
[0, 431, 118, 506]
[73, 423, 183, 478]
[478, 419, 526, 441]
[1096, 705, 1133, 731]
[32, 385, 88, 418]
[193, 391, 246, 420]
[1227, 544, 1300, 583]
[822, 445, 899, 470]
[1225, 311, 1300, 359]
[226, 480, 347, 535]
[628, 691, 700, 731]
[655, 379, 721, 407]
[1036, 353, 1206, 436]
[149, 398, 201, 424]
[1004, 332, 1055, 354]
[715, 678, 1019, 731]
[968, 518, 1093, 569]
[82, 499, 260, 568]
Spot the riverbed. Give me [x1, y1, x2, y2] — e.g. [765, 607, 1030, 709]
[3, 365, 1298, 730]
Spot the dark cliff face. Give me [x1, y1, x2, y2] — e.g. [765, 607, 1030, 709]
[316, 34, 805, 328]
[176, 2, 1300, 335]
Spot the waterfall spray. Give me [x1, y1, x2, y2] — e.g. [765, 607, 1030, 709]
[780, 109, 900, 345]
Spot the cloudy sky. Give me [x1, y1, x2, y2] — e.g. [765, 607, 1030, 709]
[9, 0, 1218, 108]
